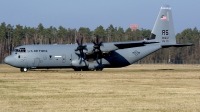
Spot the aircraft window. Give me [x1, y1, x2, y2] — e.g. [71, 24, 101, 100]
[49, 55, 52, 60]
[18, 55, 20, 58]
[14, 48, 26, 52]
[14, 49, 19, 52]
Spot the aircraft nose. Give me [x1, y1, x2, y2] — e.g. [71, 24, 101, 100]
[4, 56, 9, 64]
[4, 56, 15, 65]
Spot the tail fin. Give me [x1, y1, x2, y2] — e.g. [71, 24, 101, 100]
[150, 5, 176, 45]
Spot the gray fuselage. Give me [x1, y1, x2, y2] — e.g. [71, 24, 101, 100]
[4, 43, 161, 70]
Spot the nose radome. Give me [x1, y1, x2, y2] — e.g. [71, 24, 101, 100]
[4, 56, 9, 64]
[4, 56, 15, 65]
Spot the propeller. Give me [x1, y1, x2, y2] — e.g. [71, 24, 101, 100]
[75, 37, 87, 52]
[91, 36, 103, 59]
[75, 37, 87, 64]
[92, 36, 103, 53]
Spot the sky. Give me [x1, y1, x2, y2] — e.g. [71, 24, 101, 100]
[0, 0, 199, 33]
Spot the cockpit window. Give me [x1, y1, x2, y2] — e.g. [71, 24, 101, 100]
[14, 48, 26, 52]
[14, 49, 18, 52]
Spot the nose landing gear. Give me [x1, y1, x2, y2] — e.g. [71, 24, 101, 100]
[20, 68, 28, 72]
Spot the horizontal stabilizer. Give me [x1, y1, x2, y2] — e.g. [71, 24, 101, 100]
[162, 43, 193, 48]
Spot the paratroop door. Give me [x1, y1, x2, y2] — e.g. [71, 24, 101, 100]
[33, 58, 40, 66]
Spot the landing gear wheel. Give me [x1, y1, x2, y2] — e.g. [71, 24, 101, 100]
[73, 68, 81, 71]
[96, 68, 103, 71]
[20, 68, 28, 72]
[82, 68, 89, 71]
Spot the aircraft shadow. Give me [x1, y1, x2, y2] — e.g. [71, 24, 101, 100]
[158, 69, 174, 71]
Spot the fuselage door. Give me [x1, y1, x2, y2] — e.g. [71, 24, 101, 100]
[33, 58, 40, 66]
[62, 54, 66, 63]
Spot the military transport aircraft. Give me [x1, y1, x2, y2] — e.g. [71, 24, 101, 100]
[4, 5, 193, 72]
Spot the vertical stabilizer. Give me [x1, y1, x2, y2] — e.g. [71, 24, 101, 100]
[150, 5, 176, 45]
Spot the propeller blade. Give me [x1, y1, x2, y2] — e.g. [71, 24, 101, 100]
[79, 58, 82, 64]
[81, 37, 83, 45]
[96, 59, 100, 64]
[99, 41, 103, 46]
[76, 39, 80, 45]
[96, 36, 99, 44]
[92, 40, 96, 45]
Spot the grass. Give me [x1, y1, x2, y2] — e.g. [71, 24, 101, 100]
[0, 64, 200, 112]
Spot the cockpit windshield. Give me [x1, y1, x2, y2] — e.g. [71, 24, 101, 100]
[14, 48, 26, 53]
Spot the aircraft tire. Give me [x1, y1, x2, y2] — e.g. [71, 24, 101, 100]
[74, 68, 81, 71]
[96, 68, 103, 71]
[82, 68, 89, 71]
[20, 68, 28, 72]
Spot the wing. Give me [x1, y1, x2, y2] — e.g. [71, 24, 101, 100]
[83, 40, 159, 54]
[114, 41, 159, 49]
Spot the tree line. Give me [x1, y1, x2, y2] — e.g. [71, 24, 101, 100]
[0, 22, 199, 64]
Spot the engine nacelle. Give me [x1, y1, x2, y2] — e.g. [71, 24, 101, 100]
[71, 58, 88, 67]
[100, 44, 118, 53]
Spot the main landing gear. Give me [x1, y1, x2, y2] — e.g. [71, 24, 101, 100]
[20, 68, 28, 72]
[96, 68, 103, 71]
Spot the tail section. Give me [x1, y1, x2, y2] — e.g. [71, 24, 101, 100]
[150, 5, 176, 45]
